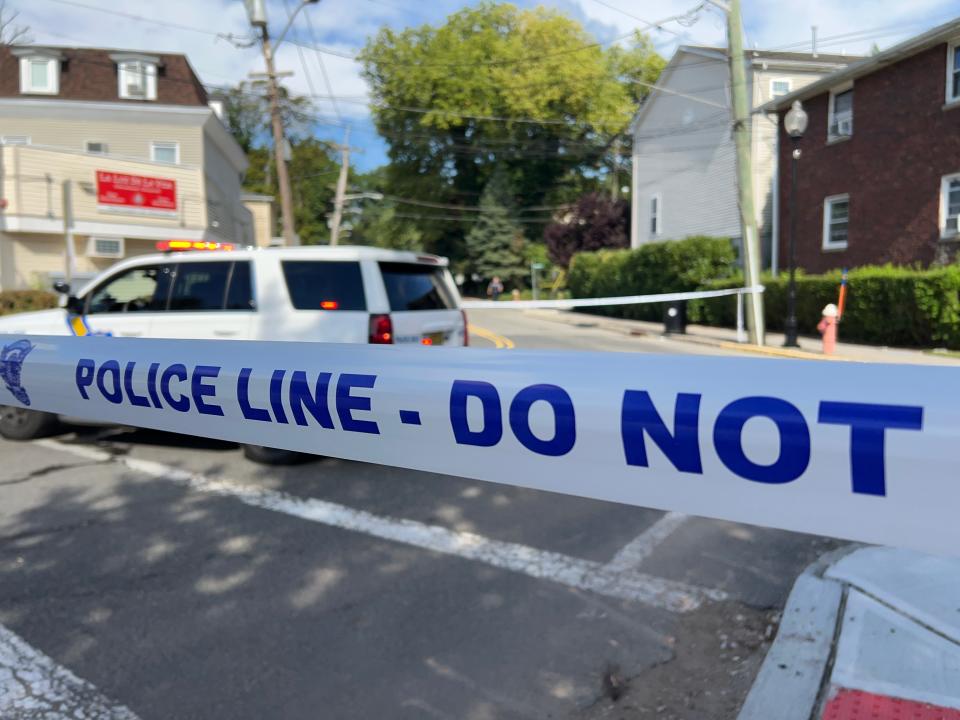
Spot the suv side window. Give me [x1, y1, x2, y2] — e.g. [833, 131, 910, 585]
[281, 261, 366, 311]
[169, 261, 231, 312]
[225, 261, 255, 311]
[86, 264, 173, 314]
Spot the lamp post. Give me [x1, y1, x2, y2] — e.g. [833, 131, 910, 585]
[783, 100, 808, 348]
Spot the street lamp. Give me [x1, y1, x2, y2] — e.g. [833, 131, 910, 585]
[783, 100, 808, 348]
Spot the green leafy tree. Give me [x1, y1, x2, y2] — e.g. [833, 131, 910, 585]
[219, 81, 315, 153]
[465, 170, 526, 287]
[244, 138, 341, 245]
[359, 2, 664, 260]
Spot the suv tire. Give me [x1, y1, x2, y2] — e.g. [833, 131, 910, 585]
[0, 407, 59, 441]
[241, 444, 310, 465]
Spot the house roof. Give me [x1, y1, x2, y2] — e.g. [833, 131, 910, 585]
[629, 44, 859, 134]
[0, 45, 208, 106]
[764, 17, 960, 112]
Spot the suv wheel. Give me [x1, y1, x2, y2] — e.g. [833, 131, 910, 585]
[241, 444, 310, 465]
[0, 407, 59, 441]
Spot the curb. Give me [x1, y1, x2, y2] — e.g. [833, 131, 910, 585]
[716, 342, 845, 362]
[739, 546, 960, 719]
[737, 547, 856, 720]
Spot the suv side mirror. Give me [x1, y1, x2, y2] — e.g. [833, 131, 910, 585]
[52, 280, 71, 295]
[65, 296, 84, 314]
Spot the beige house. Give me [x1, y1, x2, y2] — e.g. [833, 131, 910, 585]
[0, 45, 273, 290]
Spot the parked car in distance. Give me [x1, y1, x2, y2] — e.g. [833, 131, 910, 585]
[0, 244, 468, 463]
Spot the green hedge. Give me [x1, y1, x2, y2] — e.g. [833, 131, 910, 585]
[568, 236, 737, 321]
[0, 290, 58, 316]
[696, 265, 960, 348]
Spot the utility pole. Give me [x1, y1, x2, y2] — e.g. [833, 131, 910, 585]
[726, 0, 765, 345]
[256, 29, 297, 246]
[329, 127, 350, 246]
[62, 180, 75, 285]
[246, 0, 318, 247]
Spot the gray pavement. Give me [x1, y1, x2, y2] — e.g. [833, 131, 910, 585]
[0, 311, 840, 719]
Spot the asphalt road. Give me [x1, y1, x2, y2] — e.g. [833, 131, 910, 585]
[0, 310, 838, 719]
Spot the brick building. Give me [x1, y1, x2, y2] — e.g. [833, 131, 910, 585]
[766, 19, 960, 273]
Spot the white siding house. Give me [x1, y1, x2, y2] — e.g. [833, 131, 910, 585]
[630, 46, 857, 269]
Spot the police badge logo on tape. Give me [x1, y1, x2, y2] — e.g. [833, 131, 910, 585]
[0, 339, 34, 406]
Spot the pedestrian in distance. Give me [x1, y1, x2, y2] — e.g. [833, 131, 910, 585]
[487, 276, 504, 301]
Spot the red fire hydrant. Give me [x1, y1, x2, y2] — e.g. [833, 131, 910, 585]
[817, 303, 839, 355]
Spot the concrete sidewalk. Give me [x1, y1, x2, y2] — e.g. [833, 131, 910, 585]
[515, 308, 960, 365]
[739, 546, 960, 720]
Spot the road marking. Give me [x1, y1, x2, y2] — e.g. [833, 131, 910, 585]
[606, 512, 689, 573]
[37, 440, 725, 613]
[468, 324, 515, 349]
[0, 623, 139, 719]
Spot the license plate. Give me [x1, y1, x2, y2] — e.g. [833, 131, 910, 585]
[424, 331, 444, 346]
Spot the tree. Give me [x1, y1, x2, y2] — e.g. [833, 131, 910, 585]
[244, 138, 341, 245]
[0, 1, 30, 46]
[359, 2, 664, 261]
[544, 193, 629, 268]
[465, 169, 526, 287]
[219, 81, 314, 154]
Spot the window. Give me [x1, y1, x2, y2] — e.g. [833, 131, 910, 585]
[118, 60, 157, 100]
[85, 141, 108, 155]
[169, 262, 231, 312]
[940, 174, 960, 236]
[282, 261, 366, 311]
[18, 57, 58, 95]
[379, 263, 455, 311]
[771, 79, 791, 98]
[649, 194, 661, 237]
[828, 88, 854, 140]
[948, 43, 960, 103]
[0, 136, 30, 145]
[823, 195, 850, 250]
[225, 261, 255, 311]
[86, 237, 124, 258]
[151, 142, 179, 164]
[86, 265, 173, 314]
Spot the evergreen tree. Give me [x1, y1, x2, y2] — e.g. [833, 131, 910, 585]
[466, 171, 526, 287]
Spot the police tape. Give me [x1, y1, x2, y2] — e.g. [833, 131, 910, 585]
[460, 285, 763, 310]
[0, 334, 954, 557]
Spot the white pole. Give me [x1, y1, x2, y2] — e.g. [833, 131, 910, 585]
[62, 180, 76, 285]
[736, 290, 745, 344]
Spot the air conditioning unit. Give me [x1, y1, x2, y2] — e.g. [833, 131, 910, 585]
[126, 82, 145, 97]
[86, 236, 124, 258]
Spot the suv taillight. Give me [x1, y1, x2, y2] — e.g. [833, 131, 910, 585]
[461, 310, 469, 346]
[369, 314, 393, 344]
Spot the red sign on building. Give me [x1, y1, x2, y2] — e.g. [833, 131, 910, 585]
[96, 171, 177, 215]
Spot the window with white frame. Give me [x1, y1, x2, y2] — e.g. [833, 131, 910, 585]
[151, 141, 179, 164]
[85, 141, 108, 155]
[649, 194, 661, 237]
[18, 56, 59, 95]
[118, 60, 157, 100]
[828, 88, 854, 140]
[940, 174, 960, 235]
[948, 42, 960, 103]
[771, 79, 791, 98]
[823, 195, 850, 250]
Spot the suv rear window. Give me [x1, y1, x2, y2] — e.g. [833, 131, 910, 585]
[282, 261, 366, 311]
[379, 262, 455, 311]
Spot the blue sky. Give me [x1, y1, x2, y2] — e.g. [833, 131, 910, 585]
[12, 0, 960, 171]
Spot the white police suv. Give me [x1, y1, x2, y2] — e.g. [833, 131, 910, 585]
[0, 244, 467, 462]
